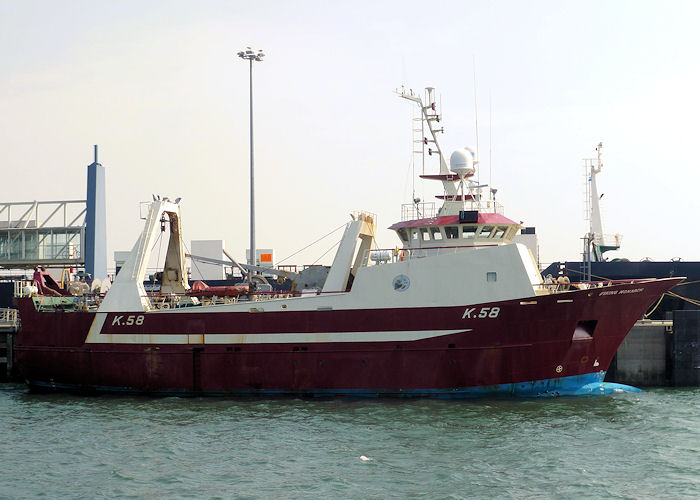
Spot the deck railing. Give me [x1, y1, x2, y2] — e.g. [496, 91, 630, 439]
[401, 202, 437, 221]
[533, 278, 650, 295]
[0, 308, 18, 329]
[400, 199, 504, 221]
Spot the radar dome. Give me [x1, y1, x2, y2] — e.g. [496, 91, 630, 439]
[449, 148, 475, 177]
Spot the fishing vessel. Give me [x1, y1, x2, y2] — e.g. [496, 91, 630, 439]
[14, 88, 681, 397]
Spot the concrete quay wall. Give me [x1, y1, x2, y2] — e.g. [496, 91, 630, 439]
[606, 311, 700, 387]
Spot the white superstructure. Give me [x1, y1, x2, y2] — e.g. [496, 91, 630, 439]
[92, 88, 548, 340]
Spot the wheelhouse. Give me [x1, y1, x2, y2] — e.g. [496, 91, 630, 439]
[389, 213, 521, 252]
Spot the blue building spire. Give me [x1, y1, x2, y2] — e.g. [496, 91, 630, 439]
[85, 145, 106, 280]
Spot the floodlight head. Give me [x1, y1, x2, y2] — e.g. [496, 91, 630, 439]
[238, 47, 265, 62]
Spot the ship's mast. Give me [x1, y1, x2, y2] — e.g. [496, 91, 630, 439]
[397, 87, 457, 199]
[397, 86, 502, 219]
[589, 143, 604, 242]
[582, 142, 622, 279]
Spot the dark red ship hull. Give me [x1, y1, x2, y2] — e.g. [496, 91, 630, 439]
[14, 278, 681, 397]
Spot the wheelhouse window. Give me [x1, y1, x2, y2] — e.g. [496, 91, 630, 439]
[397, 228, 409, 243]
[430, 227, 443, 240]
[493, 226, 508, 239]
[445, 226, 459, 239]
[461, 225, 477, 239]
[478, 226, 494, 238]
[411, 229, 419, 241]
[420, 228, 430, 241]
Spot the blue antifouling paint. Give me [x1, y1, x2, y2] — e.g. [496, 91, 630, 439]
[29, 371, 643, 398]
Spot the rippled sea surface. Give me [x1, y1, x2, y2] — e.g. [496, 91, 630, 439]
[0, 384, 698, 499]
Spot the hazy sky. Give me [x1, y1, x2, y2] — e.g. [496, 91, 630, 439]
[2, 0, 699, 272]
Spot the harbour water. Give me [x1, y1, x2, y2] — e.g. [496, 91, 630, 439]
[0, 384, 698, 499]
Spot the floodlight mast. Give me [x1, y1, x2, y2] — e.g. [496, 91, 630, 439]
[237, 46, 265, 289]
